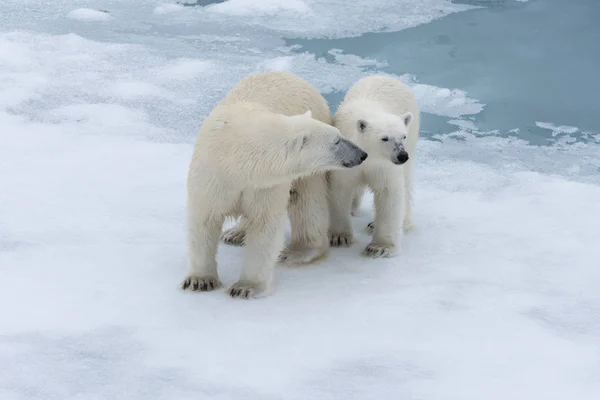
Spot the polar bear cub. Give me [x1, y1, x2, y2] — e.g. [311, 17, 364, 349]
[219, 71, 340, 266]
[329, 75, 420, 258]
[182, 72, 368, 299]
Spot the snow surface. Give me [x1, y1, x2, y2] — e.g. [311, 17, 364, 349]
[1, 1, 600, 399]
[66, 8, 114, 22]
[153, 3, 185, 16]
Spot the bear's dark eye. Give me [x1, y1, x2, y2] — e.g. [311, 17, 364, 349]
[358, 120, 368, 132]
[381, 137, 389, 142]
[334, 137, 341, 145]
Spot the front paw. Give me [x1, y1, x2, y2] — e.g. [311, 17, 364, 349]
[329, 232, 355, 247]
[221, 227, 246, 246]
[363, 242, 397, 258]
[228, 280, 268, 299]
[181, 275, 222, 292]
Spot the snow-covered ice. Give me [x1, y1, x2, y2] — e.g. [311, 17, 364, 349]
[66, 8, 114, 22]
[327, 49, 390, 69]
[165, 0, 477, 39]
[536, 121, 580, 136]
[408, 76, 484, 118]
[153, 3, 186, 16]
[1, 1, 600, 399]
[206, 0, 312, 16]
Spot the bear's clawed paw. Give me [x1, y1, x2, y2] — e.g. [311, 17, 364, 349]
[278, 245, 326, 266]
[329, 233, 355, 247]
[228, 281, 266, 299]
[181, 275, 222, 292]
[363, 242, 397, 258]
[221, 228, 246, 246]
[366, 221, 375, 234]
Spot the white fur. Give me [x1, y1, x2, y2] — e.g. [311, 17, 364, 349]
[329, 75, 420, 258]
[183, 72, 364, 299]
[218, 71, 335, 267]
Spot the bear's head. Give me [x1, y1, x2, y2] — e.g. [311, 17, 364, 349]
[282, 110, 368, 174]
[336, 109, 413, 166]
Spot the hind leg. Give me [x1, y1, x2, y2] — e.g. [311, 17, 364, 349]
[351, 186, 365, 216]
[279, 174, 330, 265]
[220, 216, 249, 246]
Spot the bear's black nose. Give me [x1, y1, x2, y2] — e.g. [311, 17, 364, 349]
[395, 151, 409, 164]
[360, 152, 368, 162]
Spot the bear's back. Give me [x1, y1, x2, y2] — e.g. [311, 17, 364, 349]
[219, 71, 332, 125]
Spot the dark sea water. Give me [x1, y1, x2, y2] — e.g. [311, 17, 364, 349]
[287, 0, 600, 145]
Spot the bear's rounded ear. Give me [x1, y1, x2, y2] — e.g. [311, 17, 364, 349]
[402, 112, 413, 127]
[357, 119, 368, 133]
[301, 110, 312, 118]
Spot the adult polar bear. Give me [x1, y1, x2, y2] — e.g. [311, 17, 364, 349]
[329, 75, 420, 258]
[218, 71, 336, 265]
[183, 71, 367, 299]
